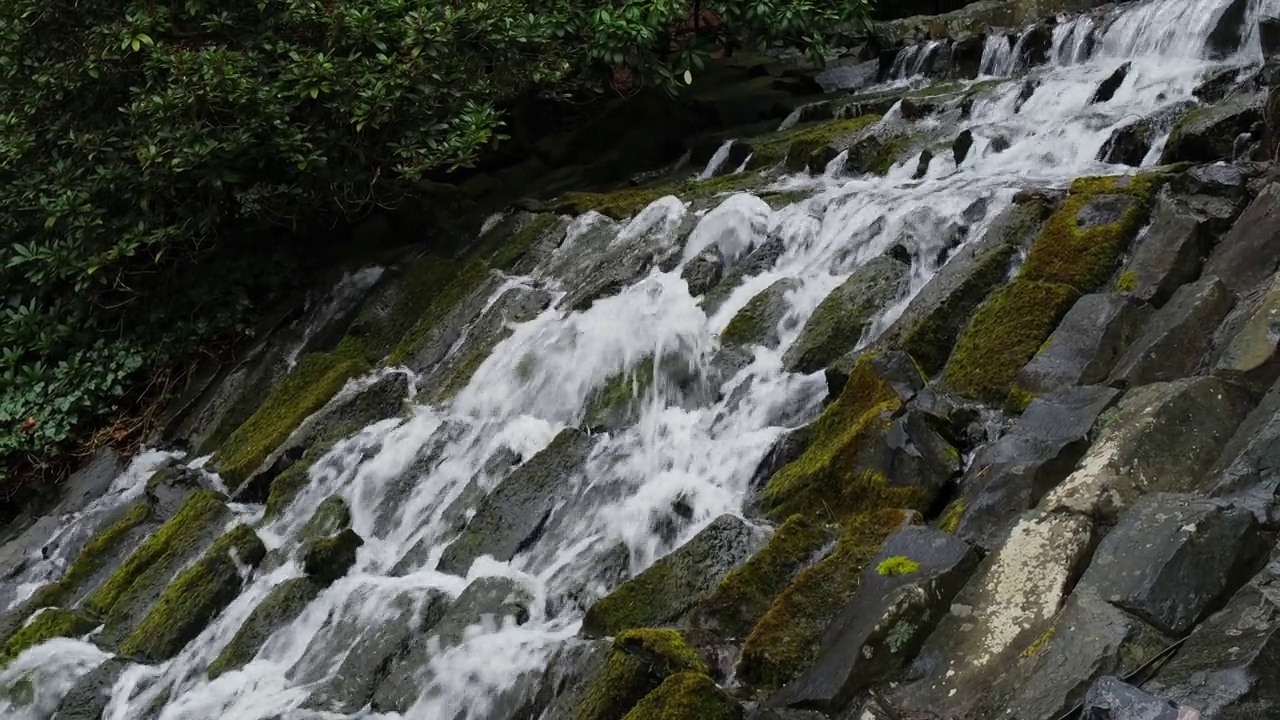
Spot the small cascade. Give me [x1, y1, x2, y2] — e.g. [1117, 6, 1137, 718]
[699, 141, 736, 179]
[980, 34, 1016, 76]
[890, 40, 945, 80]
[1052, 15, 1098, 65]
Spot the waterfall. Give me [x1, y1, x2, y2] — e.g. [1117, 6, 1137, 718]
[1, 0, 1272, 718]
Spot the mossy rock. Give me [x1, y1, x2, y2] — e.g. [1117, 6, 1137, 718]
[555, 172, 770, 221]
[344, 254, 458, 362]
[25, 501, 153, 612]
[574, 629, 705, 720]
[940, 280, 1080, 404]
[736, 508, 913, 692]
[759, 354, 931, 522]
[621, 671, 742, 720]
[0, 609, 97, 667]
[386, 259, 498, 367]
[298, 495, 352, 543]
[691, 514, 836, 638]
[586, 363, 657, 431]
[745, 114, 883, 171]
[118, 524, 266, 662]
[722, 278, 801, 348]
[303, 528, 364, 586]
[1160, 91, 1265, 164]
[207, 577, 322, 678]
[783, 256, 909, 374]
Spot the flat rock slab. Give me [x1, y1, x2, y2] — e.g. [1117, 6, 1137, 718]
[1075, 493, 1267, 636]
[894, 510, 1096, 718]
[1018, 294, 1152, 394]
[1042, 377, 1254, 524]
[954, 385, 1120, 552]
[1107, 277, 1235, 388]
[1204, 183, 1280, 297]
[1213, 269, 1280, 394]
[1082, 676, 1198, 720]
[769, 527, 978, 711]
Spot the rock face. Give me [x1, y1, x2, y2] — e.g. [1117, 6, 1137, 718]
[722, 279, 802, 348]
[208, 577, 323, 678]
[1203, 183, 1280, 295]
[52, 658, 129, 720]
[1210, 375, 1280, 497]
[1017, 293, 1152, 394]
[1213, 270, 1280, 394]
[782, 256, 909, 374]
[1115, 198, 1207, 307]
[1081, 676, 1188, 720]
[1106, 277, 1235, 387]
[1160, 92, 1265, 164]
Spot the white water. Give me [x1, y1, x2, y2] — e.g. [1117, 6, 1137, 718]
[1, 0, 1272, 718]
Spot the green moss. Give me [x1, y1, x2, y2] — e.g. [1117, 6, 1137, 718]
[621, 672, 740, 720]
[758, 190, 813, 209]
[737, 508, 910, 691]
[575, 629, 705, 720]
[388, 260, 493, 365]
[207, 577, 322, 678]
[760, 355, 932, 521]
[938, 500, 965, 534]
[865, 134, 912, 176]
[721, 290, 776, 346]
[303, 528, 363, 585]
[555, 172, 768, 221]
[1019, 174, 1163, 293]
[217, 338, 369, 488]
[119, 524, 266, 661]
[1, 609, 97, 666]
[298, 495, 351, 542]
[876, 555, 920, 576]
[941, 280, 1079, 404]
[1006, 386, 1036, 414]
[85, 489, 227, 618]
[1022, 625, 1056, 658]
[1115, 269, 1137, 293]
[586, 362, 657, 429]
[614, 629, 706, 675]
[28, 502, 152, 610]
[746, 114, 883, 170]
[488, 213, 561, 271]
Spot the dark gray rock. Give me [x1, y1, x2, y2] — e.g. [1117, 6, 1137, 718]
[953, 129, 974, 166]
[1204, 183, 1280, 296]
[1091, 62, 1131, 104]
[1098, 103, 1194, 167]
[875, 408, 962, 496]
[303, 528, 363, 586]
[953, 385, 1120, 552]
[581, 514, 767, 637]
[208, 577, 323, 678]
[769, 528, 979, 711]
[560, 209, 684, 312]
[428, 284, 554, 399]
[1042, 377, 1255, 524]
[1213, 270, 1280, 395]
[1081, 676, 1185, 720]
[1076, 493, 1268, 635]
[1107, 277, 1235, 388]
[1206, 0, 1250, 58]
[297, 495, 351, 544]
[702, 236, 787, 316]
[437, 429, 592, 575]
[490, 639, 611, 720]
[913, 149, 934, 180]
[52, 658, 129, 720]
[1161, 92, 1265, 165]
[1017, 294, 1153, 394]
[374, 418, 468, 534]
[1210, 374, 1280, 499]
[1116, 199, 1207, 307]
[782, 256, 909, 374]
[682, 247, 724, 297]
[372, 577, 534, 712]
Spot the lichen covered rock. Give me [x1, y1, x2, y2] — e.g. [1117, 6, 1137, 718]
[721, 279, 801, 348]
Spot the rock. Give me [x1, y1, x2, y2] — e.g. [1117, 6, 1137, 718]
[881, 197, 1054, 376]
[1210, 374, 1280, 498]
[878, 408, 962, 496]
[682, 247, 724, 297]
[1206, 0, 1250, 58]
[1203, 183, 1280, 296]
[815, 59, 879, 93]
[437, 429, 592, 575]
[996, 588, 1171, 720]
[581, 515, 767, 638]
[703, 235, 788, 315]
[1115, 199, 1207, 307]
[429, 284, 555, 398]
[782, 256, 909, 374]
[496, 639, 610, 720]
[990, 134, 1011, 153]
[1106, 277, 1235, 388]
[952, 385, 1120, 552]
[302, 528, 363, 586]
[1161, 92, 1265, 164]
[721, 279, 802, 348]
[296, 495, 351, 544]
[1017, 294, 1152, 394]
[208, 577, 323, 678]
[953, 129, 974, 166]
[1081, 676, 1187, 720]
[1213, 270, 1280, 394]
[894, 511, 1097, 719]
[1042, 377, 1254, 524]
[1091, 62, 1131, 104]
[744, 427, 813, 507]
[1015, 78, 1039, 113]
[371, 577, 534, 712]
[568, 628, 708, 720]
[52, 658, 128, 720]
[913, 149, 934, 179]
[768, 528, 979, 711]
[560, 207, 685, 312]
[626, 672, 742, 719]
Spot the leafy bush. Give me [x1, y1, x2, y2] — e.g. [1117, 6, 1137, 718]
[0, 0, 871, 496]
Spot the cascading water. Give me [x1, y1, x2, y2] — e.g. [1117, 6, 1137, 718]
[979, 34, 1016, 76]
[1051, 15, 1097, 66]
[3, 0, 1275, 718]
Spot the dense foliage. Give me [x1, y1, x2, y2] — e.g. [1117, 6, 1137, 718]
[0, 0, 871, 496]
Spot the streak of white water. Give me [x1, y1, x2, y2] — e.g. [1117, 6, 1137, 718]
[980, 34, 1016, 76]
[3, 0, 1274, 718]
[1051, 15, 1097, 66]
[699, 140, 736, 179]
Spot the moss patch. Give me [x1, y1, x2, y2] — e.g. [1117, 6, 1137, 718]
[1, 609, 97, 667]
[1006, 386, 1036, 414]
[692, 514, 836, 638]
[574, 629, 705, 720]
[621, 672, 740, 720]
[119, 524, 266, 662]
[586, 362, 657, 430]
[876, 556, 921, 576]
[556, 172, 768, 221]
[28, 502, 152, 610]
[938, 500, 965, 534]
[1115, 269, 1136, 293]
[207, 577, 322, 678]
[940, 280, 1080, 404]
[737, 508, 910, 692]
[747, 114, 883, 171]
[387, 259, 493, 365]
[1022, 625, 1056, 658]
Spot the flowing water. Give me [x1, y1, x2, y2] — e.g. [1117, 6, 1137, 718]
[3, 0, 1276, 717]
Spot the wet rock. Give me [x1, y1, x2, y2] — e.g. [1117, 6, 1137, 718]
[495, 639, 611, 720]
[704, 236, 788, 315]
[1210, 375, 1280, 499]
[682, 247, 724, 297]
[953, 129, 974, 166]
[990, 134, 1012, 153]
[429, 284, 555, 398]
[560, 209, 685, 312]
[52, 658, 128, 720]
[952, 385, 1120, 552]
[569, 628, 708, 720]
[372, 418, 468, 533]
[894, 511, 1097, 719]
[1091, 62, 1131, 104]
[745, 427, 812, 506]
[302, 528, 363, 586]
[627, 672, 742, 719]
[815, 59, 879, 94]
[1015, 78, 1040, 113]
[1017, 294, 1152, 394]
[1106, 276, 1235, 388]
[1161, 91, 1265, 164]
[721, 278, 802, 349]
[1077, 493, 1267, 636]
[1213, 270, 1280, 394]
[438, 429, 592, 575]
[208, 577, 323, 678]
[913, 149, 933, 179]
[782, 256, 909, 374]
[1081, 676, 1186, 720]
[1206, 0, 1250, 59]
[1042, 377, 1254, 524]
[769, 528, 979, 711]
[297, 495, 351, 544]
[581, 515, 767, 638]
[876, 408, 962, 496]
[1203, 183, 1280, 296]
[1115, 199, 1207, 307]
[372, 577, 534, 712]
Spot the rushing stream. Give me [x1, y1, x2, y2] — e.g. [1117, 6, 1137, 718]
[3, 0, 1276, 717]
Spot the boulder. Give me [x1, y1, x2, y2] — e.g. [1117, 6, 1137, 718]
[782, 256, 909, 374]
[1205, 0, 1250, 59]
[1106, 277, 1235, 388]
[437, 429, 592, 575]
[1081, 676, 1188, 720]
[1160, 92, 1265, 165]
[894, 511, 1097, 719]
[581, 515, 767, 637]
[296, 495, 351, 543]
[1042, 377, 1254, 524]
[953, 129, 974, 166]
[1203, 183, 1280, 296]
[1213, 270, 1280, 394]
[52, 658, 128, 720]
[302, 528, 363, 586]
[1210, 375, 1280, 498]
[913, 149, 934, 179]
[768, 528, 979, 711]
[568, 628, 708, 720]
[1114, 198, 1207, 307]
[1076, 493, 1267, 635]
[1090, 62, 1131, 104]
[952, 385, 1120, 552]
[1016, 294, 1152, 394]
[682, 247, 724, 297]
[703, 236, 787, 315]
[721, 279, 802, 348]
[208, 577, 323, 678]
